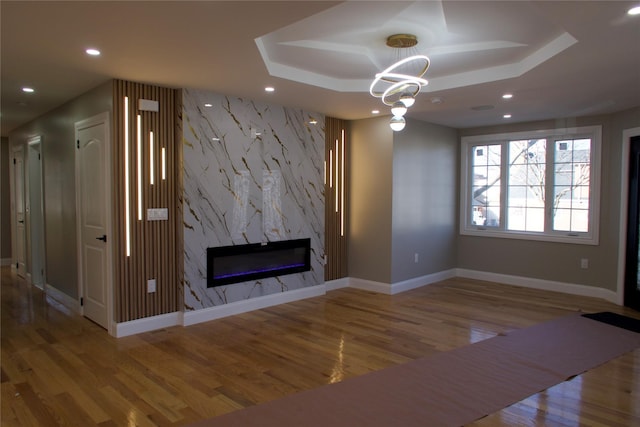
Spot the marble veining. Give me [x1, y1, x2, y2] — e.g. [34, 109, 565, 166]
[183, 89, 325, 309]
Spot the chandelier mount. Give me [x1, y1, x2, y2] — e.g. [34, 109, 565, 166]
[386, 34, 418, 49]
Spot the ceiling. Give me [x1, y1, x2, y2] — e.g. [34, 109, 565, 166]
[2, 1, 639, 137]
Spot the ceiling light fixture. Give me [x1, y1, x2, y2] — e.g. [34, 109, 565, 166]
[390, 101, 407, 117]
[389, 116, 406, 132]
[503, 114, 512, 119]
[204, 103, 212, 107]
[86, 48, 101, 56]
[265, 86, 275, 92]
[370, 34, 430, 131]
[628, 6, 640, 15]
[22, 87, 34, 93]
[502, 93, 513, 99]
[372, 110, 380, 114]
[399, 91, 416, 107]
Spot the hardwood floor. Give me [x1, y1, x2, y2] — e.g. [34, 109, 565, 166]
[2, 266, 639, 426]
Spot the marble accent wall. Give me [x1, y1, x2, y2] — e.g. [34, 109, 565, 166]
[182, 89, 324, 310]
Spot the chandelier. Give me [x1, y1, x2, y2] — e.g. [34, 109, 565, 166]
[369, 34, 430, 131]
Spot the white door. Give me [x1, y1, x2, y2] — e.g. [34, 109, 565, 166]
[76, 113, 111, 329]
[12, 147, 26, 277]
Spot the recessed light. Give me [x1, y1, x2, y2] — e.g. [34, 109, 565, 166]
[372, 110, 380, 114]
[212, 137, 220, 141]
[502, 93, 513, 99]
[22, 87, 34, 93]
[86, 48, 101, 56]
[628, 6, 640, 15]
[503, 114, 512, 119]
[309, 119, 318, 125]
[265, 87, 275, 92]
[204, 103, 212, 107]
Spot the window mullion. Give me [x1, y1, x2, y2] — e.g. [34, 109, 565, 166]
[545, 136, 554, 234]
[500, 141, 508, 231]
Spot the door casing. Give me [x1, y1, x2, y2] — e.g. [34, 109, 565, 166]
[28, 136, 46, 289]
[617, 126, 640, 306]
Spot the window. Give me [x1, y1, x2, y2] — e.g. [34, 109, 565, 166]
[460, 126, 601, 244]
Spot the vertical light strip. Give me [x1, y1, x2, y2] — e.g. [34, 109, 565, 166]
[137, 115, 142, 220]
[161, 147, 166, 181]
[329, 149, 333, 188]
[124, 97, 131, 257]
[149, 131, 154, 185]
[335, 139, 339, 212]
[341, 129, 345, 236]
[324, 160, 327, 185]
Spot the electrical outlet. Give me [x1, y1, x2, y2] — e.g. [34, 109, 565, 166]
[147, 279, 157, 293]
[580, 258, 589, 269]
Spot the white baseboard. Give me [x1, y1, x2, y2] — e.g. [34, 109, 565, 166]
[325, 277, 350, 291]
[349, 277, 393, 294]
[109, 267, 621, 338]
[390, 269, 457, 294]
[182, 285, 326, 326]
[114, 312, 182, 338]
[112, 285, 328, 336]
[45, 284, 81, 313]
[347, 269, 456, 295]
[456, 268, 619, 304]
[0, 258, 12, 267]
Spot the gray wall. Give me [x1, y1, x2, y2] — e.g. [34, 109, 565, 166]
[349, 116, 458, 284]
[391, 119, 458, 282]
[458, 107, 640, 291]
[1, 137, 11, 260]
[8, 81, 113, 299]
[349, 116, 394, 283]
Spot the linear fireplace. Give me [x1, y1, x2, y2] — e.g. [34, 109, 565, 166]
[207, 238, 311, 287]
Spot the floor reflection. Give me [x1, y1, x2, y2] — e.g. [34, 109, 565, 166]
[329, 333, 345, 384]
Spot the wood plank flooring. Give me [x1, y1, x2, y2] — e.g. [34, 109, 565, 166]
[2, 266, 639, 426]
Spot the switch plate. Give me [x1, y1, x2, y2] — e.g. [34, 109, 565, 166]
[147, 279, 156, 293]
[580, 258, 589, 269]
[139, 99, 159, 112]
[147, 208, 168, 221]
[414, 253, 419, 263]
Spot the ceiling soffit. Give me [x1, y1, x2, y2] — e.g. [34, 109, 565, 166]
[255, 1, 576, 93]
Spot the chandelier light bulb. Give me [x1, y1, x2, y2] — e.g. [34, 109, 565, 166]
[399, 92, 415, 107]
[390, 115, 406, 131]
[391, 101, 407, 117]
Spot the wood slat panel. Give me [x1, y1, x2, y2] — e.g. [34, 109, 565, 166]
[324, 117, 348, 281]
[112, 80, 180, 322]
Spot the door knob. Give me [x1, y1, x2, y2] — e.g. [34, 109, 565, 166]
[96, 235, 107, 242]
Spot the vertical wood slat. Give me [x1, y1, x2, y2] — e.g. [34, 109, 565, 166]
[325, 117, 348, 281]
[112, 80, 179, 322]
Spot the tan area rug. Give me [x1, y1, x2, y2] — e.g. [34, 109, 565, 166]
[186, 314, 640, 427]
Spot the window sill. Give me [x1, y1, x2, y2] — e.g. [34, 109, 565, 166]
[460, 227, 599, 245]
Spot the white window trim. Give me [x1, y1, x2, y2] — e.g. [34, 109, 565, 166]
[460, 125, 601, 245]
